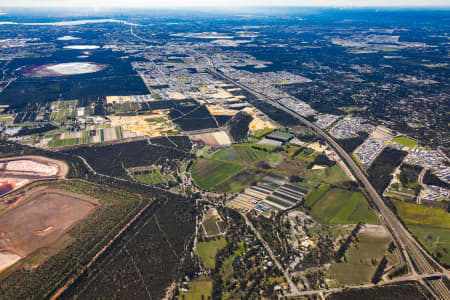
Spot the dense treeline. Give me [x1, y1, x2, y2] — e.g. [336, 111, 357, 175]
[247, 100, 301, 127]
[64, 192, 197, 300]
[338, 132, 369, 153]
[64, 140, 192, 178]
[169, 104, 219, 131]
[0, 139, 198, 300]
[310, 153, 336, 168]
[423, 170, 450, 189]
[168, 135, 193, 152]
[228, 111, 253, 141]
[0, 139, 89, 178]
[150, 135, 192, 152]
[13, 124, 58, 137]
[215, 115, 233, 127]
[0, 180, 145, 300]
[371, 255, 387, 284]
[335, 222, 362, 262]
[399, 164, 422, 186]
[328, 281, 428, 300]
[368, 147, 408, 195]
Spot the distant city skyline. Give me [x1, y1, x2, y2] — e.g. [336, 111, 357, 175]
[1, 0, 449, 7]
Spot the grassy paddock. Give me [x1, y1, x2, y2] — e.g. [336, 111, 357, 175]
[214, 168, 267, 193]
[392, 200, 450, 266]
[197, 238, 227, 269]
[304, 184, 331, 207]
[304, 165, 349, 185]
[327, 231, 391, 286]
[179, 278, 212, 300]
[305, 187, 379, 224]
[408, 225, 450, 266]
[393, 136, 418, 148]
[392, 200, 450, 229]
[211, 147, 240, 162]
[191, 159, 244, 190]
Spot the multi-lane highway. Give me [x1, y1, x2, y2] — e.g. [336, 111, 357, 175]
[209, 66, 450, 299]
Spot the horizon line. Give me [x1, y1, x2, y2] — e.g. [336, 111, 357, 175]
[1, 5, 450, 8]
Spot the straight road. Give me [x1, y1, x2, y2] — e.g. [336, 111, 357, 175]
[241, 213, 300, 294]
[284, 272, 448, 298]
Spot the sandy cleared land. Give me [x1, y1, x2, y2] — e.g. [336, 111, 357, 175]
[307, 142, 328, 152]
[0, 189, 98, 272]
[359, 224, 390, 238]
[371, 126, 394, 140]
[242, 107, 277, 131]
[207, 104, 238, 116]
[191, 131, 231, 147]
[110, 113, 175, 137]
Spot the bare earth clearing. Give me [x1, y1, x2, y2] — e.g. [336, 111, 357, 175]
[0, 189, 98, 272]
[191, 131, 231, 146]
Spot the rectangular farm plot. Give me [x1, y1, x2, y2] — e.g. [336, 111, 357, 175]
[327, 226, 392, 286]
[233, 144, 269, 163]
[305, 187, 379, 225]
[191, 131, 231, 147]
[0, 190, 98, 271]
[191, 159, 244, 190]
[201, 208, 226, 237]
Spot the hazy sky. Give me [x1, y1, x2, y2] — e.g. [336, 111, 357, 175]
[1, 0, 449, 7]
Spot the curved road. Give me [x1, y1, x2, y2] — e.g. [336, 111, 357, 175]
[209, 67, 449, 299]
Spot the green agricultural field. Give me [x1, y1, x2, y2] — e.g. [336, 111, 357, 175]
[393, 136, 418, 148]
[253, 128, 274, 138]
[202, 209, 223, 236]
[392, 200, 450, 229]
[305, 187, 379, 224]
[203, 218, 220, 236]
[191, 159, 244, 190]
[294, 147, 316, 161]
[115, 127, 122, 139]
[233, 144, 269, 163]
[304, 165, 349, 185]
[214, 168, 267, 193]
[304, 184, 331, 207]
[211, 147, 240, 162]
[145, 117, 166, 123]
[48, 137, 79, 147]
[0, 114, 13, 122]
[80, 131, 90, 144]
[392, 200, 450, 265]
[327, 231, 391, 286]
[179, 278, 212, 300]
[408, 225, 450, 266]
[266, 152, 284, 167]
[274, 155, 309, 177]
[132, 170, 175, 185]
[197, 238, 227, 269]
